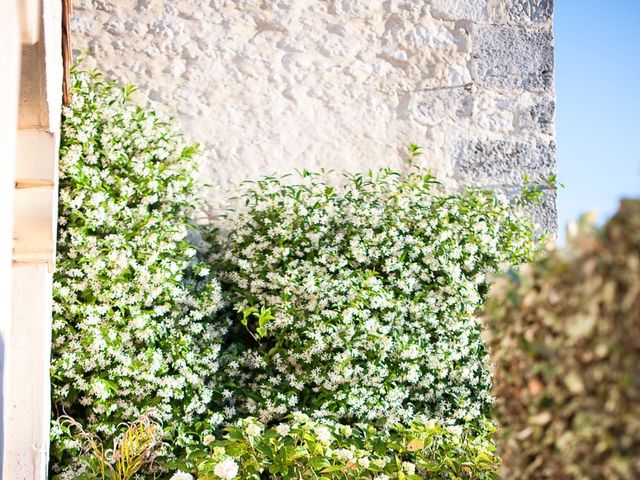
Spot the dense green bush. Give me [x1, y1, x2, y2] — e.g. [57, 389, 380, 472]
[52, 69, 542, 479]
[182, 415, 499, 480]
[50, 70, 229, 477]
[217, 164, 538, 427]
[485, 200, 640, 479]
[70, 415, 499, 480]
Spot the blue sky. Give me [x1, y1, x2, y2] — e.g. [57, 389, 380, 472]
[555, 0, 640, 241]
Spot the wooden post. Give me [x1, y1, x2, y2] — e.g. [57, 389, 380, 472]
[62, 0, 71, 106]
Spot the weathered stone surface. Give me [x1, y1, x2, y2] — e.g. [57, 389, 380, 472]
[70, 0, 557, 230]
[473, 25, 554, 91]
[430, 0, 487, 21]
[453, 139, 556, 185]
[469, 89, 555, 136]
[508, 0, 554, 23]
[502, 186, 558, 233]
[527, 188, 557, 233]
[408, 87, 474, 128]
[486, 0, 553, 24]
[515, 96, 555, 135]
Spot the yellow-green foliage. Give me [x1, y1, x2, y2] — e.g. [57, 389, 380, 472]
[59, 413, 163, 480]
[485, 200, 640, 479]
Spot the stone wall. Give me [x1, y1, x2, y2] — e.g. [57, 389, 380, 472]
[71, 0, 556, 229]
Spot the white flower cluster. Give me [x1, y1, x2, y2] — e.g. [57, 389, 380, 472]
[170, 471, 194, 480]
[51, 70, 228, 464]
[214, 458, 240, 479]
[219, 170, 536, 426]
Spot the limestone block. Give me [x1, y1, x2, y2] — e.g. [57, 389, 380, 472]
[453, 138, 556, 185]
[514, 96, 555, 135]
[473, 25, 554, 91]
[471, 89, 555, 137]
[0, 0, 21, 373]
[527, 188, 557, 233]
[487, 0, 553, 24]
[430, 0, 487, 21]
[409, 86, 473, 128]
[5, 263, 53, 480]
[508, 0, 554, 23]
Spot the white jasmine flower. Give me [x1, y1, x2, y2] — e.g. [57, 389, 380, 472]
[213, 458, 239, 480]
[334, 448, 353, 461]
[402, 462, 416, 475]
[314, 425, 332, 443]
[170, 471, 193, 480]
[245, 423, 262, 437]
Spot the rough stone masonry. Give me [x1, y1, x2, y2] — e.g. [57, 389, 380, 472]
[71, 0, 556, 230]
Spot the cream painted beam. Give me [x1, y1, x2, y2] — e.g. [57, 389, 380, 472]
[12, 130, 57, 268]
[5, 263, 53, 479]
[18, 0, 41, 46]
[5, 0, 62, 478]
[14, 130, 56, 180]
[18, 0, 62, 132]
[12, 188, 55, 267]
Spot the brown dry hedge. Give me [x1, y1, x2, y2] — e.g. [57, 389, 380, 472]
[485, 199, 640, 479]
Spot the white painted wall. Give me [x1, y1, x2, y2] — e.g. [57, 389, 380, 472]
[0, 3, 23, 474]
[5, 265, 52, 480]
[71, 0, 557, 229]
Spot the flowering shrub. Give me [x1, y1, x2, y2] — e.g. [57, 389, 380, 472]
[217, 165, 537, 426]
[51, 69, 542, 479]
[50, 70, 228, 476]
